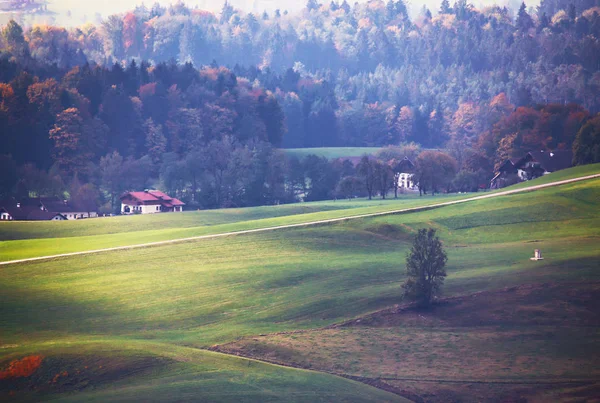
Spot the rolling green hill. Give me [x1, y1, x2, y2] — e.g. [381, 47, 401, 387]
[1, 165, 599, 401]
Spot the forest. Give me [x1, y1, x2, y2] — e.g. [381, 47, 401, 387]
[1, 0, 600, 211]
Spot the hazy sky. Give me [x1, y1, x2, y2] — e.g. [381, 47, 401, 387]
[22, 0, 541, 26]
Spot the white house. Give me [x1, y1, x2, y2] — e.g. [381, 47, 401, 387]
[120, 190, 185, 215]
[37, 198, 98, 220]
[396, 157, 418, 191]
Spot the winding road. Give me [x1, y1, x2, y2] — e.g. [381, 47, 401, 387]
[2, 173, 599, 267]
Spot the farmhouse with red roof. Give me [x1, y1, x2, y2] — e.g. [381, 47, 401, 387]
[120, 190, 185, 215]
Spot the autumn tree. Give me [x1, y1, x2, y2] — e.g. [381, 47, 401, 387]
[1, 20, 28, 58]
[402, 228, 448, 308]
[144, 118, 167, 165]
[414, 151, 458, 196]
[374, 160, 394, 199]
[449, 102, 481, 169]
[99, 151, 125, 213]
[336, 176, 363, 200]
[395, 106, 415, 143]
[71, 183, 101, 215]
[102, 15, 125, 60]
[303, 154, 340, 202]
[357, 155, 377, 200]
[49, 108, 92, 178]
[573, 115, 600, 165]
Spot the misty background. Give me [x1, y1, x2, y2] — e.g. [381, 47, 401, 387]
[14, 0, 539, 26]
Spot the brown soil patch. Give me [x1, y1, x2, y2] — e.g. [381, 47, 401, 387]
[340, 282, 600, 329]
[381, 379, 600, 403]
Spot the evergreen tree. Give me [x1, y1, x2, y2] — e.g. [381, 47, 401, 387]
[539, 12, 550, 30]
[386, 0, 397, 22]
[340, 0, 350, 13]
[220, 1, 235, 24]
[395, 0, 408, 19]
[517, 2, 534, 31]
[306, 0, 320, 11]
[440, 0, 452, 14]
[144, 118, 167, 165]
[568, 3, 576, 21]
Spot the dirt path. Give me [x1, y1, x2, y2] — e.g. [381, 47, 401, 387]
[2, 173, 599, 266]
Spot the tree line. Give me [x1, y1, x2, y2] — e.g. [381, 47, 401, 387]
[2, 1, 599, 155]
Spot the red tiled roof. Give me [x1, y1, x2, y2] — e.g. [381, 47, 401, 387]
[148, 190, 173, 201]
[126, 192, 162, 202]
[170, 198, 185, 206]
[121, 191, 185, 207]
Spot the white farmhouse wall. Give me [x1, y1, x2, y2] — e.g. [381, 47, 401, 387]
[0, 212, 12, 220]
[63, 212, 98, 220]
[141, 204, 161, 214]
[121, 203, 161, 215]
[398, 173, 416, 190]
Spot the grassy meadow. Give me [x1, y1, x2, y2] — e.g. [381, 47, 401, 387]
[282, 147, 381, 160]
[1, 165, 599, 401]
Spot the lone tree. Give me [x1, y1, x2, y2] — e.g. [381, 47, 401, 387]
[402, 228, 447, 308]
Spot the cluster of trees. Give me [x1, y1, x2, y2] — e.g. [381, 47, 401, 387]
[2, 1, 598, 153]
[0, 28, 289, 210]
[1, 0, 600, 212]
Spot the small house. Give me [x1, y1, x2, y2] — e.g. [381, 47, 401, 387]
[0, 200, 67, 221]
[37, 197, 98, 220]
[515, 150, 573, 181]
[120, 190, 185, 215]
[491, 150, 573, 189]
[395, 157, 417, 190]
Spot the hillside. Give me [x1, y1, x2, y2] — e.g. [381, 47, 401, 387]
[1, 167, 599, 401]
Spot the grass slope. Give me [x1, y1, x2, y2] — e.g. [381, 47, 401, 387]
[0, 195, 467, 262]
[1, 165, 599, 401]
[1, 340, 405, 402]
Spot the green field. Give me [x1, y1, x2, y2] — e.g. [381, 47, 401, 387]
[282, 147, 381, 159]
[1, 165, 599, 401]
[1, 163, 599, 263]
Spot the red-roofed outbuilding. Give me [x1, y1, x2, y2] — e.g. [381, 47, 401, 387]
[120, 190, 185, 215]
